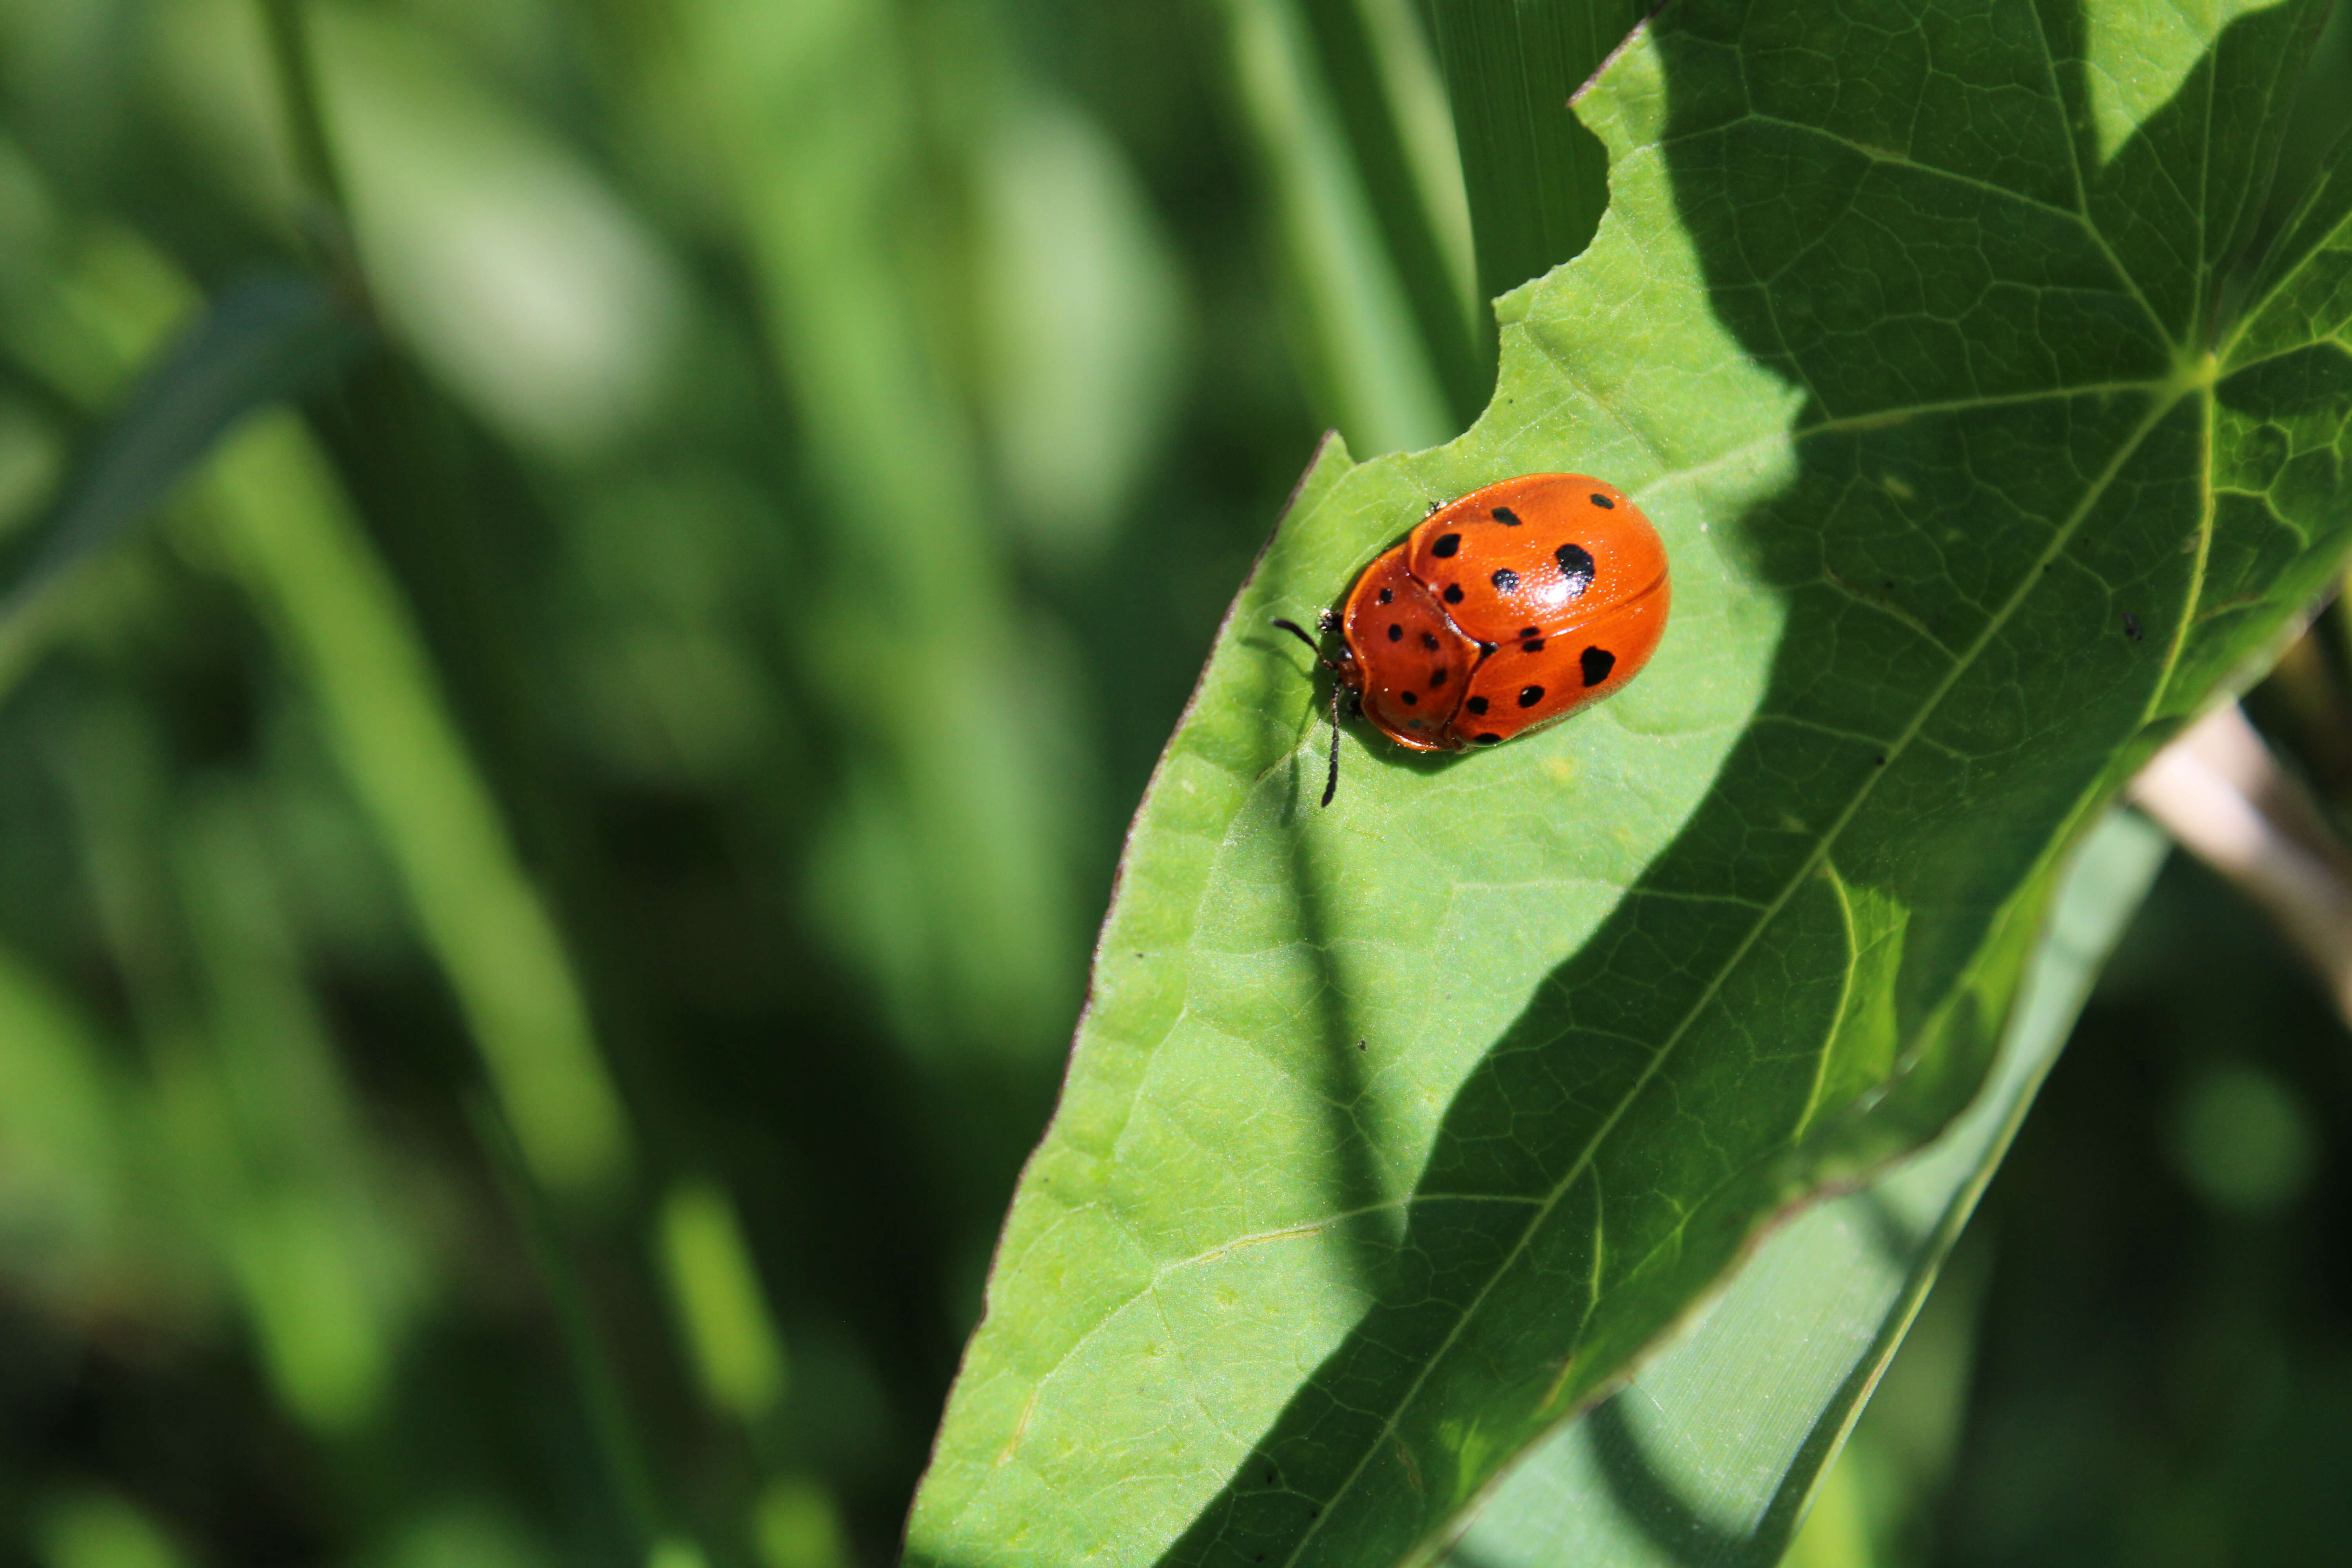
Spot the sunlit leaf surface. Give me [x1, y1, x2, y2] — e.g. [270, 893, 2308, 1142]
[908, 1, 2352, 1563]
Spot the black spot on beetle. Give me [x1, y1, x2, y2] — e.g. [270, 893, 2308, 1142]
[1492, 506, 1523, 526]
[1432, 532, 1461, 558]
[1580, 646, 1616, 686]
[1522, 637, 1546, 654]
[1422, 631, 1439, 651]
[1466, 696, 1490, 715]
[1519, 685, 1544, 707]
[1400, 690, 1418, 706]
[1430, 668, 1448, 686]
[1444, 584, 1465, 604]
[1406, 718, 1426, 729]
[1388, 623, 1403, 641]
[1555, 543, 1595, 596]
[1491, 567, 1521, 592]
[1377, 586, 1394, 604]
[1590, 493, 1615, 509]
[1474, 733, 1501, 745]
[2122, 611, 2143, 642]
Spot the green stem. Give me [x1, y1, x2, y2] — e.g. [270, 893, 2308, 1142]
[466, 1094, 666, 1555]
[254, 0, 367, 299]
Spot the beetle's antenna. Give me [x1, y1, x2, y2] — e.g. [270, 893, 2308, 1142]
[1322, 681, 1341, 807]
[1271, 617, 1344, 674]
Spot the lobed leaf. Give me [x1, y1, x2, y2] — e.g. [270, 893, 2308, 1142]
[907, 2, 2352, 1564]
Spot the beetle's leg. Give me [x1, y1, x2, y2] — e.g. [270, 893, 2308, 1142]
[1321, 680, 1342, 808]
[1271, 617, 1345, 674]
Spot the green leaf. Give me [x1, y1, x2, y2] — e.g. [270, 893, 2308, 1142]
[0, 274, 363, 689]
[1439, 809, 2168, 1568]
[907, 2, 2352, 1564]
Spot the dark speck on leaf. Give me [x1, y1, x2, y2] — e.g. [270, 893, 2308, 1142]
[1874, 755, 1886, 767]
[2122, 611, 2143, 642]
[1357, 1040, 1367, 1051]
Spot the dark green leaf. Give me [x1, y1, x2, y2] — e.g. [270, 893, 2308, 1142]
[0, 274, 365, 670]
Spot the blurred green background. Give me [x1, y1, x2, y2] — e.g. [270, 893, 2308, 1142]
[0, 2, 2344, 1566]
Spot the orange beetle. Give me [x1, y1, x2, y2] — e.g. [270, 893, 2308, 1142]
[1275, 474, 1670, 803]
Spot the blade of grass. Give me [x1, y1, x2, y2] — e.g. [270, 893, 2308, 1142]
[201, 411, 632, 1200]
[468, 1093, 665, 1558]
[1423, 0, 1654, 349]
[0, 275, 364, 694]
[1293, 0, 1486, 425]
[255, 0, 368, 297]
[688, 0, 1085, 1065]
[1218, 0, 1455, 454]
